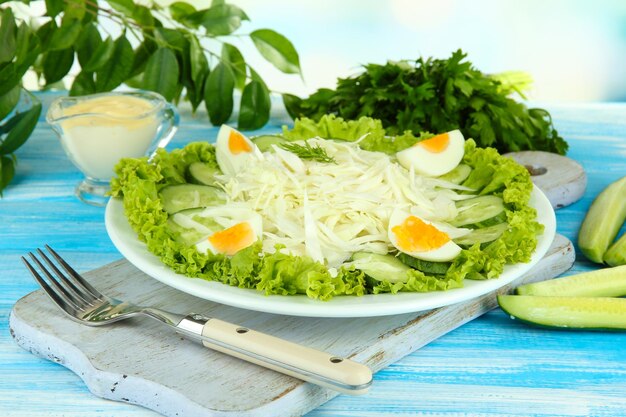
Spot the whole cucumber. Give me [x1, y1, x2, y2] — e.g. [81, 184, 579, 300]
[578, 176, 626, 263]
[605, 233, 626, 267]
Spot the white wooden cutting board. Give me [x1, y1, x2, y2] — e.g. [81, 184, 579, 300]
[10, 234, 574, 417]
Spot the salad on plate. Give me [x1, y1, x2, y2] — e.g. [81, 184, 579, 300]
[110, 116, 544, 301]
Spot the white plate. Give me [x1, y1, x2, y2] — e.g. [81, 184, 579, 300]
[105, 186, 555, 318]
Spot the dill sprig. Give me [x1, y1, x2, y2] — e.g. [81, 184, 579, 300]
[279, 141, 337, 164]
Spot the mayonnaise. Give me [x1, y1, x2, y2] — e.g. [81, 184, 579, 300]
[56, 95, 160, 180]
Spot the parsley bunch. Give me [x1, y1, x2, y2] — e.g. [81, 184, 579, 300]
[283, 50, 567, 155]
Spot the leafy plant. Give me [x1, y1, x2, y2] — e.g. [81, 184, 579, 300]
[0, 8, 42, 195]
[283, 50, 568, 155]
[0, 0, 301, 195]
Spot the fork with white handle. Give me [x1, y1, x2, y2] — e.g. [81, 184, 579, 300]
[22, 245, 373, 395]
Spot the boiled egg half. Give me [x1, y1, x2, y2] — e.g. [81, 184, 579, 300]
[196, 209, 263, 256]
[215, 125, 262, 177]
[396, 129, 465, 177]
[388, 209, 462, 262]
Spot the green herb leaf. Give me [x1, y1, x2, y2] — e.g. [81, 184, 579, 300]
[75, 23, 101, 68]
[69, 71, 96, 96]
[82, 37, 115, 72]
[43, 47, 74, 84]
[282, 93, 304, 120]
[45, 0, 65, 18]
[130, 39, 157, 77]
[49, 17, 82, 51]
[0, 102, 41, 155]
[0, 155, 15, 197]
[279, 141, 336, 163]
[189, 35, 208, 84]
[95, 35, 133, 92]
[221, 43, 246, 90]
[0, 8, 17, 64]
[238, 80, 270, 130]
[0, 85, 20, 121]
[14, 23, 41, 79]
[204, 62, 234, 125]
[35, 20, 56, 52]
[63, 0, 87, 21]
[170, 2, 196, 24]
[155, 27, 187, 52]
[132, 6, 154, 27]
[142, 48, 180, 101]
[107, 0, 135, 17]
[0, 63, 17, 97]
[250, 29, 301, 74]
[191, 4, 249, 36]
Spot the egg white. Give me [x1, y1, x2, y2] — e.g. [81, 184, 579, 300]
[215, 125, 263, 177]
[388, 209, 462, 262]
[195, 208, 263, 256]
[396, 129, 465, 177]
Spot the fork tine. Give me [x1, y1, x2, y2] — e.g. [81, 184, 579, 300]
[36, 248, 97, 306]
[27, 252, 89, 310]
[22, 256, 80, 317]
[44, 245, 103, 300]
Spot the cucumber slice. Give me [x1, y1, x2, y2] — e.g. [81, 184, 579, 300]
[351, 252, 410, 283]
[166, 218, 205, 245]
[605, 233, 626, 267]
[437, 164, 471, 185]
[396, 253, 450, 274]
[166, 208, 222, 245]
[498, 295, 626, 330]
[159, 184, 227, 214]
[450, 195, 505, 228]
[469, 212, 507, 229]
[454, 222, 509, 246]
[188, 162, 221, 186]
[252, 135, 287, 152]
[578, 176, 626, 263]
[516, 265, 626, 297]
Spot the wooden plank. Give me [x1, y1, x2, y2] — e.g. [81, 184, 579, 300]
[10, 234, 574, 417]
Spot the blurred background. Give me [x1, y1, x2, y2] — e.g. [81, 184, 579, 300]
[16, 0, 626, 103]
[202, 0, 626, 103]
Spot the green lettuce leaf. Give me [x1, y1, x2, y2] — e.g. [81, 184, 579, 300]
[283, 114, 433, 154]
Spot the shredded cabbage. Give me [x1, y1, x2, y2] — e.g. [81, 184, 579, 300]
[214, 138, 469, 268]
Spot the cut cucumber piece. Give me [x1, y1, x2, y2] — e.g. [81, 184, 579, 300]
[450, 195, 505, 228]
[396, 253, 450, 274]
[468, 212, 507, 229]
[166, 218, 206, 246]
[498, 295, 626, 330]
[454, 222, 509, 246]
[516, 265, 626, 297]
[188, 162, 221, 186]
[252, 135, 287, 152]
[437, 164, 471, 185]
[351, 252, 410, 283]
[605, 233, 626, 267]
[578, 175, 626, 263]
[159, 184, 227, 214]
[166, 208, 222, 246]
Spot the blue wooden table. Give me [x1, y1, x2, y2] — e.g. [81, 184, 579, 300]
[2, 93, 626, 416]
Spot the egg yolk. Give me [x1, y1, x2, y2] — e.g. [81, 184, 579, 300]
[208, 222, 255, 256]
[228, 130, 253, 154]
[417, 133, 449, 153]
[391, 216, 450, 252]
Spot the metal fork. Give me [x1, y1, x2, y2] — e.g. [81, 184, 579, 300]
[22, 245, 372, 395]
